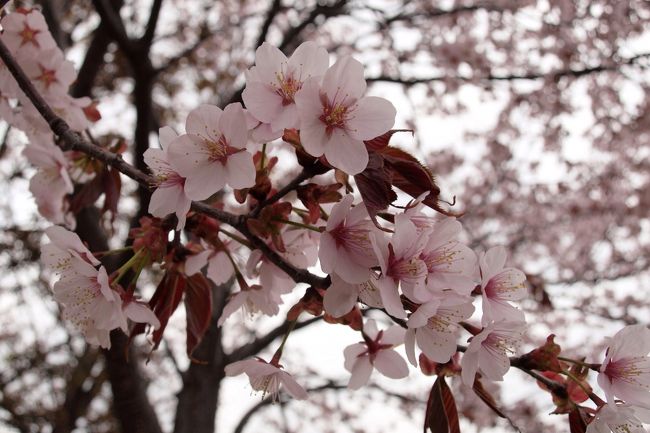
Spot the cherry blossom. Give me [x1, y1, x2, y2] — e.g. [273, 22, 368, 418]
[144, 126, 192, 230]
[343, 319, 409, 389]
[598, 325, 650, 409]
[225, 358, 308, 401]
[23, 48, 75, 96]
[23, 143, 74, 228]
[405, 295, 474, 365]
[43, 227, 159, 347]
[323, 274, 387, 318]
[167, 103, 255, 200]
[243, 41, 329, 132]
[185, 244, 234, 286]
[479, 246, 527, 324]
[460, 320, 525, 386]
[218, 283, 282, 326]
[370, 215, 429, 318]
[419, 217, 478, 296]
[319, 194, 377, 284]
[41, 225, 101, 272]
[0, 9, 56, 53]
[586, 403, 648, 433]
[294, 56, 396, 175]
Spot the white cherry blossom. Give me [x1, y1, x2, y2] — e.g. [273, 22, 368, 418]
[167, 103, 255, 200]
[294, 56, 396, 175]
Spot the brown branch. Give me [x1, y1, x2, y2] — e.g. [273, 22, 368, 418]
[226, 316, 322, 363]
[91, 0, 136, 56]
[255, 0, 283, 49]
[141, 0, 164, 46]
[250, 168, 314, 218]
[368, 52, 650, 86]
[233, 380, 422, 433]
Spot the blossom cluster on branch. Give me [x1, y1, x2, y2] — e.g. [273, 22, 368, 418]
[2, 7, 650, 433]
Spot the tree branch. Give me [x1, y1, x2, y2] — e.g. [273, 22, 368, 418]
[141, 0, 164, 46]
[255, 0, 283, 48]
[226, 316, 322, 363]
[368, 53, 650, 86]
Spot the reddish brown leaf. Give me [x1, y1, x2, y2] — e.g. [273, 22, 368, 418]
[82, 101, 102, 122]
[297, 183, 342, 224]
[354, 151, 397, 227]
[379, 146, 449, 214]
[184, 273, 213, 358]
[519, 334, 563, 373]
[472, 377, 507, 418]
[364, 129, 413, 151]
[102, 167, 121, 222]
[568, 408, 587, 433]
[130, 270, 185, 350]
[425, 376, 461, 433]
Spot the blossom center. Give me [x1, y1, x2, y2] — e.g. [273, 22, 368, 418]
[205, 135, 241, 164]
[319, 98, 351, 136]
[274, 72, 301, 105]
[19, 24, 40, 47]
[36, 66, 57, 89]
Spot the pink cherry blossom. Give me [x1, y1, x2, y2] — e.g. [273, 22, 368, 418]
[460, 320, 525, 386]
[185, 244, 234, 286]
[43, 227, 159, 347]
[370, 215, 429, 318]
[243, 41, 329, 132]
[597, 325, 650, 408]
[225, 358, 308, 401]
[479, 246, 527, 324]
[586, 403, 647, 433]
[246, 228, 319, 295]
[323, 274, 387, 318]
[420, 217, 478, 296]
[217, 284, 282, 326]
[344, 320, 409, 389]
[23, 48, 76, 96]
[167, 103, 255, 200]
[41, 225, 101, 272]
[0, 9, 56, 53]
[319, 194, 377, 284]
[23, 143, 74, 228]
[294, 56, 396, 175]
[144, 126, 192, 230]
[52, 259, 122, 349]
[405, 295, 474, 365]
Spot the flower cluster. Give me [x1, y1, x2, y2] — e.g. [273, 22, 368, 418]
[1, 8, 98, 228]
[42, 226, 159, 348]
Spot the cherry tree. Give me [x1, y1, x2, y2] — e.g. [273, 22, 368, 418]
[0, 2, 649, 433]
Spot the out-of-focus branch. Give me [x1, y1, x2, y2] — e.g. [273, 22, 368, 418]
[368, 52, 650, 86]
[91, 0, 135, 56]
[141, 0, 164, 45]
[232, 381, 422, 433]
[255, 0, 283, 48]
[226, 316, 322, 363]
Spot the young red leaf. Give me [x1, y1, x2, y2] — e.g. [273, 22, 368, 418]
[130, 270, 185, 350]
[102, 166, 121, 223]
[364, 129, 413, 151]
[425, 376, 461, 433]
[568, 408, 587, 433]
[184, 273, 213, 359]
[353, 151, 397, 228]
[472, 377, 507, 418]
